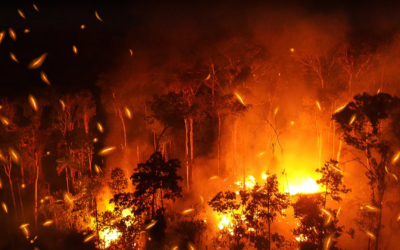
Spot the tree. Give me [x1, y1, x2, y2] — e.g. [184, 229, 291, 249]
[292, 194, 344, 250]
[333, 92, 400, 250]
[316, 159, 351, 208]
[108, 168, 128, 195]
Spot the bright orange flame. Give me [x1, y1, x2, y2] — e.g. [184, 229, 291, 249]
[235, 93, 245, 105]
[2, 202, 8, 213]
[97, 122, 104, 133]
[18, 9, 26, 19]
[98, 146, 116, 156]
[295, 234, 307, 242]
[28, 53, 48, 69]
[124, 107, 132, 119]
[33, 4, 39, 12]
[0, 31, 4, 44]
[316, 101, 321, 111]
[286, 177, 320, 195]
[41, 71, 50, 85]
[10, 53, 18, 63]
[95, 11, 104, 22]
[9, 28, 16, 40]
[235, 175, 256, 190]
[72, 45, 78, 54]
[29, 95, 38, 111]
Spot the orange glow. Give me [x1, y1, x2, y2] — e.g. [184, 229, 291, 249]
[0, 31, 4, 44]
[129, 49, 133, 56]
[200, 196, 204, 204]
[1, 117, 10, 126]
[0, 178, 2, 189]
[209, 176, 218, 180]
[316, 101, 321, 111]
[274, 107, 279, 116]
[24, 29, 30, 33]
[172, 246, 178, 250]
[235, 175, 256, 190]
[72, 45, 78, 54]
[235, 93, 245, 105]
[365, 205, 379, 212]
[366, 231, 376, 240]
[10, 53, 18, 63]
[21, 183, 26, 188]
[204, 74, 211, 81]
[377, 89, 381, 94]
[95, 11, 104, 22]
[9, 28, 16, 40]
[94, 164, 102, 174]
[81, 25, 85, 29]
[2, 202, 8, 213]
[59, 99, 65, 110]
[18, 9, 26, 19]
[286, 177, 320, 195]
[33, 4, 39, 12]
[28, 53, 48, 69]
[83, 233, 96, 242]
[393, 152, 400, 163]
[257, 152, 265, 157]
[145, 220, 158, 230]
[93, 138, 98, 143]
[291, 121, 294, 125]
[290, 48, 295, 52]
[124, 107, 132, 118]
[98, 146, 116, 156]
[29, 95, 38, 111]
[97, 122, 104, 133]
[335, 105, 346, 113]
[42, 220, 53, 226]
[9, 148, 19, 164]
[182, 208, 194, 214]
[349, 114, 356, 125]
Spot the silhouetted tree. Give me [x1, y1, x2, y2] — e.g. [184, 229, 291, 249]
[108, 168, 128, 195]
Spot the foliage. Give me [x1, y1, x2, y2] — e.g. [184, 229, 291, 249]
[108, 168, 128, 195]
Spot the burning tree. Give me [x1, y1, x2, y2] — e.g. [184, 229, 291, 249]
[333, 92, 400, 250]
[208, 174, 289, 250]
[108, 168, 128, 195]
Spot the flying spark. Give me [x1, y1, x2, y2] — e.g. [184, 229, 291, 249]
[316, 101, 321, 111]
[95, 11, 104, 22]
[72, 45, 78, 54]
[9, 148, 19, 163]
[235, 93, 245, 105]
[200, 196, 203, 204]
[28, 53, 48, 69]
[145, 220, 157, 230]
[1, 117, 10, 126]
[10, 53, 18, 63]
[397, 213, 400, 221]
[41, 71, 50, 85]
[329, 164, 343, 172]
[349, 114, 356, 125]
[325, 235, 331, 250]
[18, 9, 26, 19]
[274, 107, 279, 116]
[172, 246, 178, 250]
[209, 176, 218, 180]
[33, 4, 39, 11]
[366, 231, 376, 240]
[22, 226, 29, 238]
[2, 202, 8, 213]
[93, 138, 98, 143]
[257, 152, 265, 157]
[335, 105, 346, 113]
[42, 220, 53, 226]
[124, 107, 132, 118]
[21, 183, 26, 188]
[97, 122, 104, 133]
[0, 31, 4, 44]
[129, 49, 133, 56]
[9, 28, 16, 40]
[98, 146, 116, 156]
[83, 234, 96, 242]
[29, 95, 38, 111]
[365, 205, 379, 212]
[0, 178, 2, 189]
[257, 186, 264, 192]
[182, 209, 194, 214]
[290, 48, 295, 52]
[205, 74, 211, 81]
[24, 29, 30, 33]
[393, 152, 400, 163]
[337, 207, 341, 217]
[0, 152, 6, 163]
[94, 164, 102, 174]
[59, 99, 65, 110]
[377, 89, 381, 94]
[392, 174, 398, 182]
[81, 25, 85, 29]
[291, 121, 294, 125]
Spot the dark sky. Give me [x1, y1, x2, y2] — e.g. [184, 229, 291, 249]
[0, 0, 399, 98]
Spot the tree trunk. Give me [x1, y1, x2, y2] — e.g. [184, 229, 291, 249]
[243, 122, 245, 190]
[8, 175, 17, 221]
[88, 148, 92, 176]
[234, 120, 237, 176]
[66, 168, 69, 193]
[375, 192, 384, 250]
[185, 118, 190, 191]
[190, 117, 194, 181]
[332, 120, 336, 157]
[218, 114, 221, 174]
[17, 180, 25, 222]
[118, 108, 127, 148]
[35, 153, 39, 228]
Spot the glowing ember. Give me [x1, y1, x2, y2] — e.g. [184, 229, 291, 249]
[145, 220, 158, 230]
[205, 74, 211, 81]
[9, 148, 19, 163]
[200, 196, 204, 204]
[9, 28, 16, 40]
[129, 49, 133, 56]
[124, 107, 132, 118]
[325, 235, 332, 250]
[172, 246, 178, 250]
[290, 48, 295, 52]
[316, 101, 321, 110]
[0, 31, 5, 44]
[94, 164, 102, 174]
[365, 205, 379, 212]
[209, 176, 218, 180]
[95, 11, 104, 22]
[377, 89, 381, 94]
[1, 117, 10, 126]
[182, 208, 194, 214]
[18, 9, 26, 19]
[24, 29, 30, 33]
[97, 122, 104, 133]
[28, 53, 48, 69]
[349, 114, 356, 125]
[335, 105, 346, 113]
[83, 233, 96, 242]
[10, 53, 18, 63]
[81, 25, 85, 29]
[286, 177, 320, 195]
[19, 223, 29, 229]
[0, 178, 2, 189]
[274, 107, 279, 116]
[257, 152, 265, 157]
[366, 231, 376, 240]
[21, 184, 26, 188]
[59, 99, 65, 110]
[93, 138, 98, 143]
[72, 45, 78, 54]
[235, 93, 245, 104]
[2, 202, 8, 213]
[393, 152, 400, 163]
[42, 220, 53, 226]
[99, 146, 116, 156]
[29, 95, 38, 111]
[33, 4, 39, 11]
[337, 207, 341, 217]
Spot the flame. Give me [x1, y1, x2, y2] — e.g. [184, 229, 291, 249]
[33, 4, 39, 12]
[99, 229, 121, 247]
[2, 202, 8, 213]
[235, 175, 256, 190]
[42, 220, 53, 226]
[72, 45, 78, 54]
[97, 122, 104, 133]
[286, 177, 320, 195]
[24, 29, 30, 33]
[95, 11, 104, 22]
[9, 28, 16, 40]
[29, 95, 38, 111]
[235, 93, 245, 105]
[295, 234, 307, 242]
[218, 214, 233, 230]
[10, 53, 18, 63]
[124, 107, 132, 119]
[316, 101, 321, 111]
[0, 31, 4, 44]
[99, 146, 116, 156]
[28, 53, 48, 69]
[18, 9, 26, 19]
